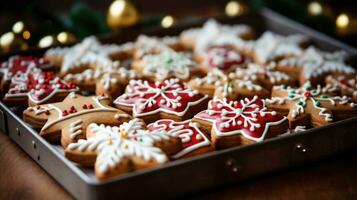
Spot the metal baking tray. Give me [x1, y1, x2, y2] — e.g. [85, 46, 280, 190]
[1, 8, 357, 200]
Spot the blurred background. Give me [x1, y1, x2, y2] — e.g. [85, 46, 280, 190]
[0, 0, 356, 53]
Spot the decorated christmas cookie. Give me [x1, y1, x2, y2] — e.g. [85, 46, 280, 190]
[23, 93, 132, 147]
[252, 31, 308, 64]
[63, 61, 141, 98]
[148, 119, 214, 159]
[3, 66, 78, 106]
[114, 78, 209, 123]
[133, 35, 182, 59]
[234, 63, 296, 91]
[179, 19, 254, 50]
[44, 36, 123, 76]
[65, 118, 182, 180]
[277, 47, 355, 85]
[0, 56, 51, 88]
[195, 46, 247, 73]
[266, 82, 357, 128]
[192, 96, 288, 149]
[188, 69, 270, 100]
[131, 51, 201, 82]
[326, 75, 357, 101]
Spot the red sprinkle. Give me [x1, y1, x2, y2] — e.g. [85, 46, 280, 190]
[36, 105, 41, 109]
[82, 104, 88, 109]
[87, 104, 93, 109]
[304, 92, 311, 97]
[62, 110, 68, 116]
[45, 110, 50, 115]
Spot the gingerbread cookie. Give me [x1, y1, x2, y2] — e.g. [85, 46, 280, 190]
[63, 61, 141, 98]
[3, 66, 78, 106]
[266, 82, 357, 128]
[131, 51, 201, 82]
[114, 78, 209, 123]
[189, 69, 269, 99]
[179, 19, 254, 50]
[252, 31, 309, 64]
[326, 75, 357, 101]
[277, 47, 355, 85]
[65, 118, 182, 180]
[234, 63, 296, 91]
[192, 96, 288, 149]
[45, 36, 123, 76]
[132, 35, 182, 59]
[23, 93, 131, 147]
[0, 56, 51, 89]
[148, 119, 214, 159]
[195, 46, 247, 73]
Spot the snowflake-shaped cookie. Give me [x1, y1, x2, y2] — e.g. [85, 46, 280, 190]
[23, 93, 131, 147]
[65, 118, 181, 180]
[132, 51, 199, 81]
[193, 96, 288, 148]
[252, 31, 308, 64]
[114, 78, 208, 122]
[278, 47, 355, 85]
[3, 65, 78, 106]
[148, 119, 213, 159]
[188, 68, 270, 99]
[266, 82, 357, 128]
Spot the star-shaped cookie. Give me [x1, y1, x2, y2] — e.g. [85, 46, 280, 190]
[23, 93, 132, 147]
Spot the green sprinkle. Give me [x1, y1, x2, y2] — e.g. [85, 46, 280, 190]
[288, 94, 295, 98]
[315, 101, 321, 107]
[166, 58, 173, 64]
[281, 85, 287, 89]
[296, 101, 303, 106]
[320, 95, 327, 98]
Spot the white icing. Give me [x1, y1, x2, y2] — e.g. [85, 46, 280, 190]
[67, 120, 171, 174]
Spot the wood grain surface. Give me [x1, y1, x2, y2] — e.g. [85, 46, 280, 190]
[1, 131, 357, 200]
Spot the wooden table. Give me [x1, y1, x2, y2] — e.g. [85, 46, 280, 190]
[1, 131, 357, 200]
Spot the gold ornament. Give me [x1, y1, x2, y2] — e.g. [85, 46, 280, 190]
[0, 32, 28, 53]
[161, 15, 176, 28]
[57, 32, 76, 45]
[107, 0, 140, 30]
[38, 35, 59, 48]
[225, 1, 247, 17]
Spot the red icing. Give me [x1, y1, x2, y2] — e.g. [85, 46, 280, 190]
[5, 64, 78, 104]
[195, 97, 285, 140]
[303, 92, 311, 97]
[206, 46, 245, 71]
[147, 119, 210, 158]
[1, 56, 51, 81]
[115, 79, 207, 116]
